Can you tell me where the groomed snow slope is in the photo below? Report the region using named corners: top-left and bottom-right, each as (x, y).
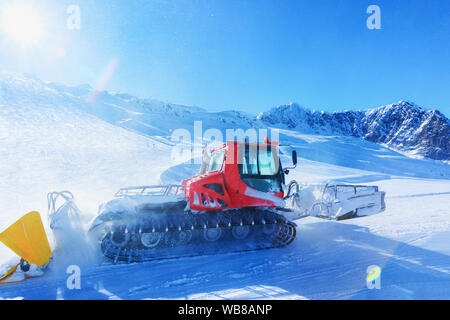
top-left (0, 74), bottom-right (449, 299)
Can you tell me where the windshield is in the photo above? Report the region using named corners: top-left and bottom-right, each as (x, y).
top-left (238, 144), bottom-right (282, 193)
top-left (238, 145), bottom-right (279, 176)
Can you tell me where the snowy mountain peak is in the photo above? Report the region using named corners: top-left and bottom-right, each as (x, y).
top-left (260, 101), bottom-right (450, 160)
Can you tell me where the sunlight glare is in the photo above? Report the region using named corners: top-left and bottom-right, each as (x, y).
top-left (1, 3), bottom-right (43, 46)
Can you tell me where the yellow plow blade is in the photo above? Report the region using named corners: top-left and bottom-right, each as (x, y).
top-left (0, 211), bottom-right (52, 267)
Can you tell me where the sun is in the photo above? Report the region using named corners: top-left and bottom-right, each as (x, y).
top-left (1, 3), bottom-right (43, 46)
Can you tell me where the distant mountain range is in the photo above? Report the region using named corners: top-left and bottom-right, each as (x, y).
top-left (260, 101), bottom-right (450, 160)
top-left (1, 72), bottom-right (448, 161)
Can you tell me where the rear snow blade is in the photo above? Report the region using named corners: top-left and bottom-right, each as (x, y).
top-left (284, 182), bottom-right (386, 221)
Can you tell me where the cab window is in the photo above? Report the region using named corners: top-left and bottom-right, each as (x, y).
top-left (208, 149), bottom-right (225, 172)
top-left (238, 144), bottom-right (282, 193)
top-left (258, 149), bottom-right (278, 175)
top-left (239, 145), bottom-right (278, 176)
top-left (240, 147), bottom-right (258, 175)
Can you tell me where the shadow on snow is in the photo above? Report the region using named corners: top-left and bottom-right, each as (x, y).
top-left (1, 221), bottom-right (449, 300)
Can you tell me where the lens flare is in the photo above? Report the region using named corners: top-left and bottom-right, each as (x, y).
top-left (86, 58), bottom-right (120, 104)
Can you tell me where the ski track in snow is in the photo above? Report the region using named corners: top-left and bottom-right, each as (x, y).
top-left (0, 75), bottom-right (450, 299)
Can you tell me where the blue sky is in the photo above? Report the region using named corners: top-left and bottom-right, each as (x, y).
top-left (0, 0), bottom-right (449, 116)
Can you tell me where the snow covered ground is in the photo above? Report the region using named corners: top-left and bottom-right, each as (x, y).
top-left (1, 176), bottom-right (449, 300)
top-left (0, 74), bottom-right (449, 299)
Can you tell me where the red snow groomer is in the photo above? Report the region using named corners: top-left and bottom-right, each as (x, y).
top-left (0, 139), bottom-right (386, 283)
top-left (88, 139), bottom-right (385, 263)
top-left (183, 140), bottom-right (288, 212)
top-left (89, 140), bottom-right (297, 262)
